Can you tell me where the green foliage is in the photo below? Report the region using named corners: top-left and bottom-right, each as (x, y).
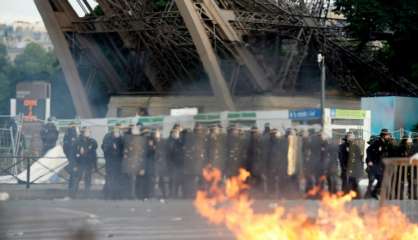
top-left (0, 42), bottom-right (76, 117)
top-left (14, 42), bottom-right (57, 81)
top-left (334, 0), bottom-right (388, 43)
top-left (152, 0), bottom-right (170, 11)
top-left (334, 0), bottom-right (418, 86)
top-left (92, 5), bottom-right (104, 16)
top-left (0, 43), bottom-right (13, 114)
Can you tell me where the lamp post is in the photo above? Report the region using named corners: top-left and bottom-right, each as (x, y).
top-left (317, 53), bottom-right (326, 129)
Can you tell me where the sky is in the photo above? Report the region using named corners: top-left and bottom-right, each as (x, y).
top-left (0, 0), bottom-right (42, 23)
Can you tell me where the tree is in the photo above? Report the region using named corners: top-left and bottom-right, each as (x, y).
top-left (334, 0), bottom-right (418, 88)
top-left (14, 42), bottom-right (57, 81)
top-left (0, 43), bottom-right (14, 114)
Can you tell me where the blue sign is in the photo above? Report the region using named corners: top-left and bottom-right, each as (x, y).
top-left (289, 108), bottom-right (321, 120)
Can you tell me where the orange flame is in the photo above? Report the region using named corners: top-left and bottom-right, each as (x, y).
top-left (195, 168), bottom-right (418, 240)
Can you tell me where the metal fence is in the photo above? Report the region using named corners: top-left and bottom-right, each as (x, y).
top-left (381, 158), bottom-right (418, 203)
top-left (0, 155), bottom-right (106, 189)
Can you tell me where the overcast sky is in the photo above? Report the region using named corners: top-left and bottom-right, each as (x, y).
top-left (0, 0), bottom-right (42, 23)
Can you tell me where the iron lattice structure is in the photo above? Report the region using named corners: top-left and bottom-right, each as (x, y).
top-left (35, 0), bottom-right (418, 117)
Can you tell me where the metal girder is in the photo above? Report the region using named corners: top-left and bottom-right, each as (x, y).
top-left (35, 0), bottom-right (93, 118)
top-left (200, 0), bottom-right (272, 91)
top-left (37, 0), bottom-right (418, 108)
top-left (175, 0), bottom-right (235, 110)
top-left (77, 36), bottom-right (125, 92)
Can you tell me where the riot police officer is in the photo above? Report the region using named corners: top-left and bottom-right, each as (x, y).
top-left (267, 129), bottom-right (287, 197)
top-left (285, 128), bottom-right (303, 198)
top-left (63, 122), bottom-right (78, 194)
top-left (41, 117), bottom-right (59, 155)
top-left (244, 126), bottom-right (263, 195)
top-left (143, 127), bottom-right (156, 199)
top-left (225, 125), bottom-right (245, 178)
top-left (339, 132), bottom-right (364, 197)
top-left (167, 128), bottom-right (184, 198)
top-left (153, 129), bottom-right (170, 200)
top-left (366, 129), bottom-right (392, 198)
top-left (259, 126), bottom-right (271, 196)
top-left (102, 125), bottom-right (124, 199)
top-left (71, 127), bottom-right (98, 198)
top-left (206, 125), bottom-right (226, 172)
top-left (182, 123), bottom-right (207, 198)
top-left (305, 132), bottom-right (323, 195)
top-left (326, 136), bottom-right (340, 194)
top-left (365, 135), bottom-right (379, 198)
top-left (122, 125), bottom-right (147, 199)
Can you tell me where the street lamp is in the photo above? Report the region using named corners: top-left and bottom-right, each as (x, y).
top-left (317, 53), bottom-right (326, 129)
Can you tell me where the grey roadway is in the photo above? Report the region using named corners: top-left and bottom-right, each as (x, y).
top-left (0, 199), bottom-right (235, 240)
top-left (0, 199), bottom-right (417, 240)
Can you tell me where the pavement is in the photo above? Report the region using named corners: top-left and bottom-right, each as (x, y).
top-left (0, 184), bottom-right (103, 200)
top-left (0, 198), bottom-right (417, 240)
top-left (0, 199), bottom-right (235, 240)
top-left (1, 183), bottom-right (418, 240)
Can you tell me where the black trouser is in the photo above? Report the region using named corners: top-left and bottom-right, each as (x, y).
top-left (371, 165), bottom-right (384, 198)
top-left (326, 174), bottom-right (338, 194)
top-left (347, 176), bottom-right (360, 198)
top-left (170, 168), bottom-right (183, 198)
top-left (305, 174), bottom-right (322, 196)
top-left (341, 170), bottom-right (348, 193)
top-left (155, 176), bottom-right (170, 199)
top-left (127, 174), bottom-right (147, 200)
top-left (104, 161), bottom-right (122, 200)
top-left (266, 173), bottom-right (278, 197)
top-left (70, 165), bottom-right (93, 198)
top-left (183, 174), bottom-right (202, 198)
top-left (67, 158), bottom-right (76, 193)
top-left (42, 143), bottom-right (56, 155)
top-left (365, 167), bottom-right (378, 198)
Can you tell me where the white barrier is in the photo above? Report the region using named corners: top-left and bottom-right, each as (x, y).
top-left (0, 146), bottom-right (68, 184)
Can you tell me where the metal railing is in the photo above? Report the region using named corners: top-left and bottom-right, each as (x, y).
top-left (0, 155), bottom-right (106, 189)
top-left (381, 158), bottom-right (418, 204)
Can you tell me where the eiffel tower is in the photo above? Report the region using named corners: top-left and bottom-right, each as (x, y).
top-left (34, 0), bottom-right (418, 117)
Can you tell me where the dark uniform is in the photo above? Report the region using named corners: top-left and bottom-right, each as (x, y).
top-left (167, 130), bottom-right (184, 198)
top-left (325, 140), bottom-right (340, 194)
top-left (339, 133), bottom-right (364, 197)
top-left (366, 130), bottom-right (391, 198)
top-left (225, 126), bottom-right (245, 178)
top-left (153, 130), bottom-right (170, 199)
top-left (102, 129), bottom-right (124, 199)
top-left (305, 134), bottom-right (324, 194)
top-left (143, 128), bottom-right (156, 199)
top-left (259, 128), bottom-right (271, 195)
top-left (206, 126), bottom-right (226, 173)
top-left (244, 127), bottom-right (263, 194)
top-left (122, 127), bottom-right (147, 199)
top-left (284, 129), bottom-right (303, 198)
top-left (71, 130), bottom-right (98, 198)
top-left (266, 129), bottom-right (287, 197)
top-left (40, 121), bottom-right (59, 154)
top-left (63, 126), bottom-right (78, 194)
top-left (301, 131), bottom-right (311, 191)
top-left (182, 124), bottom-right (207, 198)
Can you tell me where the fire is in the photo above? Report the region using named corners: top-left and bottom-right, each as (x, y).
top-left (195, 168), bottom-right (418, 240)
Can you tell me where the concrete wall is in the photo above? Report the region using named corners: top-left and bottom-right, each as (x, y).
top-left (108, 95), bottom-right (360, 117)
top-left (361, 96), bottom-right (418, 135)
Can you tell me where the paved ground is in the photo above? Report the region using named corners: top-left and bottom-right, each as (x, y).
top-left (0, 199), bottom-right (235, 240)
top-left (1, 182), bottom-right (418, 240)
top-left (1, 199), bottom-right (417, 240)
